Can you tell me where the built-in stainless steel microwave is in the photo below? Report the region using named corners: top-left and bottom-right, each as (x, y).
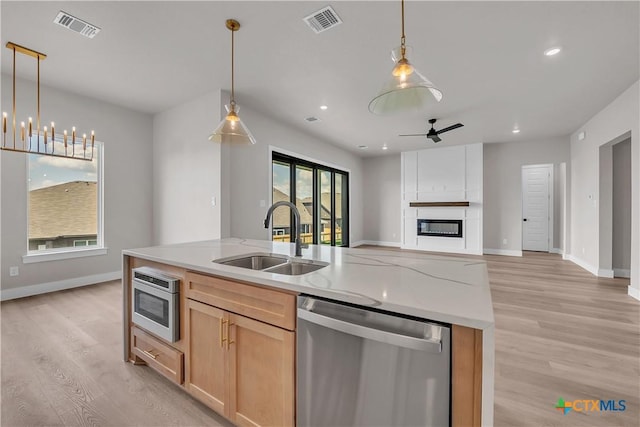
top-left (131, 266), bottom-right (180, 342)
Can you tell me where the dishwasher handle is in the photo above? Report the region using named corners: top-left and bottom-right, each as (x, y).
top-left (297, 307), bottom-right (442, 353)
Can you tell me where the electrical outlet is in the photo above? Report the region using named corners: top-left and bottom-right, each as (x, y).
top-left (503, 238), bottom-right (508, 245)
top-left (9, 266), bottom-right (19, 277)
top-left (260, 200), bottom-right (266, 207)
top-left (211, 196), bottom-right (216, 207)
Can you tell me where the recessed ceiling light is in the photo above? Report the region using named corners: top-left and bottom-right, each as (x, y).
top-left (512, 129), bottom-right (521, 134)
top-left (320, 105), bottom-right (328, 110)
top-left (382, 144), bottom-right (388, 150)
top-left (544, 47), bottom-right (561, 56)
top-left (358, 145), bottom-right (368, 149)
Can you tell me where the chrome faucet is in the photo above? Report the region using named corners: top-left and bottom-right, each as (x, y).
top-left (264, 201), bottom-right (303, 257)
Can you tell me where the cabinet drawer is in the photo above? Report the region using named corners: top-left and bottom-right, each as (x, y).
top-left (185, 272), bottom-right (296, 330)
top-left (131, 326), bottom-right (184, 384)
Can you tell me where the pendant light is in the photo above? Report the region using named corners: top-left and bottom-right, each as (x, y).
top-left (209, 19), bottom-right (256, 145)
top-left (368, 0), bottom-right (443, 115)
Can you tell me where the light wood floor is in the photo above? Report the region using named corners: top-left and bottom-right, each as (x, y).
top-left (1, 280), bottom-right (233, 427)
top-left (2, 251), bottom-right (639, 426)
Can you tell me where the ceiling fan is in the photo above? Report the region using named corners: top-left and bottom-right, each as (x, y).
top-left (399, 119), bottom-right (464, 143)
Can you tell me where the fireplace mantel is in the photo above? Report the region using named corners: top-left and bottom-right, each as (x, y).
top-left (409, 201), bottom-right (470, 207)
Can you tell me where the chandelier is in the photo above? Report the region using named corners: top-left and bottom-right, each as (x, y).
top-left (2, 42), bottom-right (96, 161)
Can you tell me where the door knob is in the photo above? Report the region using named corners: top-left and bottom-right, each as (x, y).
top-left (523, 218), bottom-right (528, 221)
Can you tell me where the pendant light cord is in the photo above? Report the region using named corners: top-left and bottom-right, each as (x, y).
top-left (230, 27), bottom-right (235, 106)
top-left (400, 0), bottom-right (406, 59)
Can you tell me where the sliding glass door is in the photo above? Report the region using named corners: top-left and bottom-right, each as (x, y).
top-left (272, 152), bottom-right (349, 247)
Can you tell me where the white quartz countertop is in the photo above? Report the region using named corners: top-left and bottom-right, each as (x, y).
top-left (123, 238), bottom-right (494, 329)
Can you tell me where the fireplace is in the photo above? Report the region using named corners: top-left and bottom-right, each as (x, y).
top-left (417, 219), bottom-right (463, 238)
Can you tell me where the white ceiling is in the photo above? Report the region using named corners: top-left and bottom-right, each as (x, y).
top-left (2, 1), bottom-right (638, 157)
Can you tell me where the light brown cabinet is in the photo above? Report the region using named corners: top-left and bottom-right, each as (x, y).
top-left (131, 326), bottom-right (184, 385)
top-left (184, 299), bottom-right (227, 415)
top-left (184, 272), bottom-right (295, 427)
top-left (227, 312), bottom-right (294, 427)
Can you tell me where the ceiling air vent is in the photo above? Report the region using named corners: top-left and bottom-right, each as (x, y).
top-left (305, 116), bottom-right (320, 123)
top-left (54, 11), bottom-right (101, 39)
top-left (303, 6), bottom-right (342, 34)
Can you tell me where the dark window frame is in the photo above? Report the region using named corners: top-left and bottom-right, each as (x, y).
top-left (272, 152), bottom-right (349, 247)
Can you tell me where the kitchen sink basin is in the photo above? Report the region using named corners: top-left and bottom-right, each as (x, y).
top-left (214, 253), bottom-right (288, 270)
top-left (213, 253), bottom-right (327, 276)
top-left (263, 262), bottom-right (327, 276)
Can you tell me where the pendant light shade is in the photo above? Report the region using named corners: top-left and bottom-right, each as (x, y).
top-left (209, 19), bottom-right (256, 145)
top-left (368, 0), bottom-right (442, 115)
top-left (210, 103), bottom-right (256, 144)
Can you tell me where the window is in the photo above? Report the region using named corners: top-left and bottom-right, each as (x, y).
top-left (272, 152), bottom-right (349, 247)
top-left (27, 142), bottom-right (103, 254)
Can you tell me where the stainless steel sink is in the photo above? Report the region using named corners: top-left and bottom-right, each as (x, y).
top-left (263, 262), bottom-right (327, 276)
top-left (213, 253), bottom-right (327, 276)
top-left (214, 253), bottom-right (288, 270)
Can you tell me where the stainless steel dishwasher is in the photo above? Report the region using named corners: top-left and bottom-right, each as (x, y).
top-left (297, 295), bottom-right (451, 427)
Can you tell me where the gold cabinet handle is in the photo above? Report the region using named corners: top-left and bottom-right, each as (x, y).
top-left (220, 319), bottom-right (228, 348)
top-left (226, 322), bottom-right (235, 350)
top-left (142, 349), bottom-right (158, 360)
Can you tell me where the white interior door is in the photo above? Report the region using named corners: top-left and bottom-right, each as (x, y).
top-left (522, 165), bottom-right (552, 252)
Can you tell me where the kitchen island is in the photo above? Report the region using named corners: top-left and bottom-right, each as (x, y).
top-left (123, 238), bottom-right (494, 427)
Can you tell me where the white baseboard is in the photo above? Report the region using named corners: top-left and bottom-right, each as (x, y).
top-left (483, 248), bottom-right (523, 257)
top-left (598, 268), bottom-right (615, 278)
top-left (550, 248), bottom-right (563, 255)
top-left (628, 286), bottom-right (640, 301)
top-left (0, 271), bottom-right (120, 301)
top-left (614, 268), bottom-right (631, 278)
top-left (352, 240), bottom-right (401, 248)
top-left (564, 254), bottom-right (599, 276)
top-left (402, 245), bottom-right (482, 256)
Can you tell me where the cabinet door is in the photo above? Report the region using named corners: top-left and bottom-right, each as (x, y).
top-left (228, 313), bottom-right (295, 427)
top-left (185, 299), bottom-right (228, 415)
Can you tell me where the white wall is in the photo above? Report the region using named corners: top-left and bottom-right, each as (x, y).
top-left (613, 138), bottom-right (632, 274)
top-left (219, 94), bottom-right (364, 245)
top-left (401, 144), bottom-right (483, 255)
top-left (570, 80), bottom-right (639, 298)
top-left (1, 76), bottom-right (153, 294)
top-left (152, 91), bottom-right (221, 245)
top-left (362, 154), bottom-right (401, 246)
top-left (483, 137), bottom-right (570, 254)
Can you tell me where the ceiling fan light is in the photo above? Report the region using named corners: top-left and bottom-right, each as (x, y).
top-left (209, 103), bottom-right (256, 144)
top-left (368, 66), bottom-right (442, 115)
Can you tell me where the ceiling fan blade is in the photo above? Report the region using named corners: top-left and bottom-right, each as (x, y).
top-left (436, 123), bottom-right (464, 134)
top-left (399, 134), bottom-right (429, 137)
top-left (429, 134), bottom-right (442, 143)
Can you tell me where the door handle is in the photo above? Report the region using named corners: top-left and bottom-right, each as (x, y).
top-left (523, 218), bottom-right (528, 221)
